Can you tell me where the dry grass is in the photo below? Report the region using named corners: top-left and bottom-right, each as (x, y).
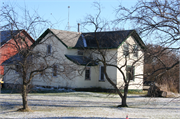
top-left (160, 83), bottom-right (178, 94)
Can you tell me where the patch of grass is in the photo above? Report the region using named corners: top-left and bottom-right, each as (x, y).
top-left (96, 90), bottom-right (148, 95)
top-left (128, 90), bottom-right (148, 95)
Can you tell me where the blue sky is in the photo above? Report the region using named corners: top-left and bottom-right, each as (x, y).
top-left (1, 0), bottom-right (138, 33)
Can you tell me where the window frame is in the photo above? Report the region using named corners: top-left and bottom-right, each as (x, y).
top-left (126, 65), bottom-right (135, 81)
top-left (47, 44), bottom-right (52, 55)
top-left (133, 44), bottom-right (138, 58)
top-left (85, 66), bottom-right (91, 80)
top-left (52, 64), bottom-right (58, 77)
top-left (99, 66), bottom-right (105, 81)
top-left (15, 64), bottom-right (20, 74)
top-left (123, 43), bottom-right (129, 57)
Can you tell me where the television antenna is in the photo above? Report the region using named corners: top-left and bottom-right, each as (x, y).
top-left (67, 6), bottom-right (70, 31)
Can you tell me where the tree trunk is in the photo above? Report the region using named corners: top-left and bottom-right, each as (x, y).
top-left (121, 97), bottom-right (127, 107)
top-left (121, 83), bottom-right (128, 107)
top-left (22, 84), bottom-right (28, 110)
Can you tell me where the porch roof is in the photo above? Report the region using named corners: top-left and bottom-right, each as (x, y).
top-left (65, 55), bottom-right (98, 66)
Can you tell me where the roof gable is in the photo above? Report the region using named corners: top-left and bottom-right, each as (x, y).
top-left (34, 28), bottom-right (84, 48)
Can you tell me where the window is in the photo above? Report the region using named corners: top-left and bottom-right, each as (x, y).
top-left (123, 43), bottom-right (129, 56)
top-left (40, 64), bottom-right (45, 76)
top-left (15, 64), bottom-right (21, 73)
top-left (85, 67), bottom-right (90, 80)
top-left (47, 45), bottom-right (52, 55)
top-left (53, 65), bottom-right (58, 77)
top-left (126, 66), bottom-right (135, 81)
top-left (133, 44), bottom-right (138, 57)
top-left (99, 66), bottom-right (105, 81)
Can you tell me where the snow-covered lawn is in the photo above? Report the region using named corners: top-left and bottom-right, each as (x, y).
top-left (0, 91), bottom-right (180, 119)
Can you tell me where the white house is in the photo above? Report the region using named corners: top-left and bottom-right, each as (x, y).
top-left (3, 28), bottom-right (145, 90)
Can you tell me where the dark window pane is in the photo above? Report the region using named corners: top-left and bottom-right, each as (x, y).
top-left (126, 66), bottom-right (134, 80)
top-left (47, 45), bottom-right (51, 54)
top-left (123, 43), bottom-right (129, 56)
top-left (53, 65), bottom-right (57, 76)
top-left (85, 67), bottom-right (90, 80)
top-left (40, 64), bottom-right (45, 76)
top-left (100, 66), bottom-right (104, 80)
top-left (133, 45), bottom-right (138, 57)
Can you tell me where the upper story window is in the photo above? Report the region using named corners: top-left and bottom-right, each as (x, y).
top-left (133, 44), bottom-right (138, 58)
top-left (85, 67), bottom-right (91, 80)
top-left (15, 64), bottom-right (21, 73)
top-left (47, 45), bottom-right (52, 55)
top-left (126, 66), bottom-right (135, 81)
top-left (123, 43), bottom-right (129, 56)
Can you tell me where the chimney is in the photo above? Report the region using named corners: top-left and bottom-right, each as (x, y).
top-left (78, 23), bottom-right (80, 32)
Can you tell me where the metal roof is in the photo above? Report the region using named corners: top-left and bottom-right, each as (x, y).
top-left (0, 30), bottom-right (22, 47)
top-left (65, 55), bottom-right (98, 66)
top-left (82, 30), bottom-right (134, 48)
top-left (1, 53), bottom-right (23, 65)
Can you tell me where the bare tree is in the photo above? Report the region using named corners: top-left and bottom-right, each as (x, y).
top-left (144, 44), bottom-right (179, 92)
top-left (115, 0), bottom-right (180, 75)
top-left (81, 2), bottom-right (145, 107)
top-left (0, 4), bottom-right (77, 111)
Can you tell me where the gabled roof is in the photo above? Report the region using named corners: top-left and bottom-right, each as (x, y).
top-left (35, 28), bottom-right (145, 50)
top-left (34, 28), bottom-right (84, 48)
top-left (0, 30), bottom-right (23, 47)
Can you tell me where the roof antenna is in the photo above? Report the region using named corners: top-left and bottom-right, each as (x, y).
top-left (68, 6), bottom-right (70, 31)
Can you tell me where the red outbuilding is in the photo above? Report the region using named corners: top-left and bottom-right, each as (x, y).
top-left (0, 30), bottom-right (34, 76)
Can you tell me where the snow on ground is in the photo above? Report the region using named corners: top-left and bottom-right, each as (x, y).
top-left (0, 92), bottom-right (180, 119)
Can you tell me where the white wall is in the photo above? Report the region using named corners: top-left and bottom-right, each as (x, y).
top-left (117, 36), bottom-right (144, 90)
top-left (3, 32), bottom-right (144, 90)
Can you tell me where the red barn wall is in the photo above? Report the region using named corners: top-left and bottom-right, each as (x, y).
top-left (0, 30), bottom-right (34, 75)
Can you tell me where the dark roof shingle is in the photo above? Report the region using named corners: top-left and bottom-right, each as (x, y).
top-left (82, 30), bottom-right (133, 48)
top-left (1, 53), bottom-right (23, 65)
